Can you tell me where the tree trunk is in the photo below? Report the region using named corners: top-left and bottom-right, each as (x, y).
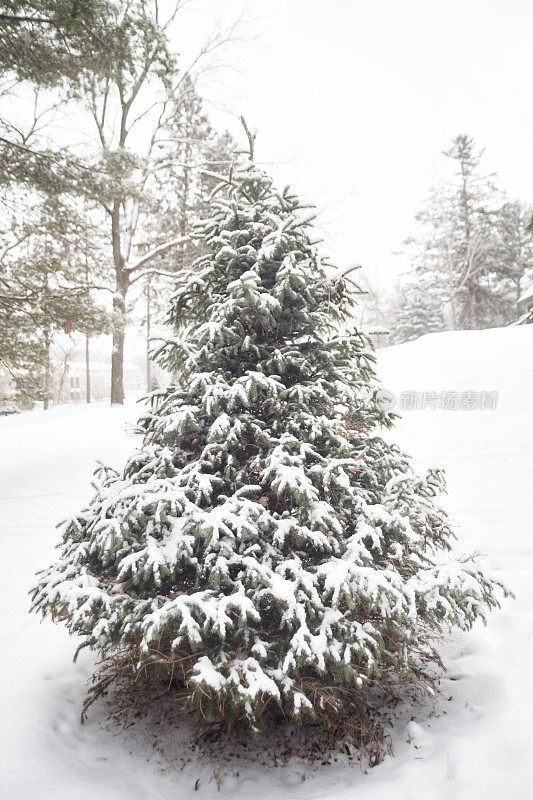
top-left (85, 254), bottom-right (91, 403)
top-left (43, 327), bottom-right (51, 410)
top-left (468, 286), bottom-right (478, 329)
top-left (56, 348), bottom-right (70, 404)
top-left (449, 295), bottom-right (458, 331)
top-left (111, 280), bottom-right (127, 405)
top-left (110, 202), bottom-right (129, 405)
top-left (85, 334), bottom-right (91, 403)
top-left (146, 275), bottom-right (152, 392)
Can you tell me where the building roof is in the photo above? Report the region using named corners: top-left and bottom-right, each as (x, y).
top-left (518, 282), bottom-right (533, 306)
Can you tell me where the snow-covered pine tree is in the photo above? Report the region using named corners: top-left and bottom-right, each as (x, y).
top-left (31, 155), bottom-right (507, 750)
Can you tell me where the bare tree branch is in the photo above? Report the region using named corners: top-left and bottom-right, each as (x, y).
top-left (129, 267), bottom-right (182, 284)
top-left (126, 235), bottom-right (192, 274)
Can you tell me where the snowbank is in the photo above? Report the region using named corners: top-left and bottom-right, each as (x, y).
top-left (379, 324), bottom-right (532, 398)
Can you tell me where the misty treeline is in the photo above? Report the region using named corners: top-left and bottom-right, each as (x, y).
top-left (361, 135), bottom-right (533, 344)
top-left (0, 0), bottom-right (240, 407)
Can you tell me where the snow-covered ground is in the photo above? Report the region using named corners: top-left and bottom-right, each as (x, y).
top-left (1, 325), bottom-right (532, 799)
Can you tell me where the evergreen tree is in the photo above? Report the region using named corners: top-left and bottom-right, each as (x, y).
top-left (0, 0), bottom-right (129, 193)
top-left (135, 76), bottom-right (237, 388)
top-left (491, 201), bottom-right (533, 324)
top-left (0, 196), bottom-right (108, 405)
top-left (32, 157), bottom-right (506, 751)
top-left (389, 281), bottom-right (446, 344)
top-left (0, 0), bottom-right (124, 85)
top-left (407, 135), bottom-right (531, 330)
top-left (137, 76), bottom-right (237, 320)
top-left (147, 76), bottom-right (236, 271)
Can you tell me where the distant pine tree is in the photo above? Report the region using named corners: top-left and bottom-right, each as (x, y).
top-left (390, 282), bottom-right (446, 344)
top-left (32, 156), bottom-right (507, 755)
top-left (407, 135), bottom-right (532, 331)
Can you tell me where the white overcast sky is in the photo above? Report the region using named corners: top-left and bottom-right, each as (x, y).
top-left (175, 0), bottom-right (533, 287)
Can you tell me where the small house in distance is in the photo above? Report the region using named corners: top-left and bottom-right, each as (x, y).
top-left (63, 359), bottom-right (144, 403)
